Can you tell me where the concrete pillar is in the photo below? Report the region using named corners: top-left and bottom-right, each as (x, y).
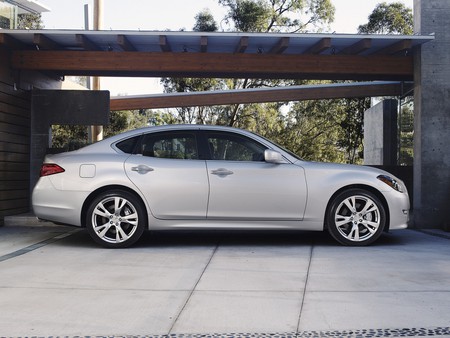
top-left (413, 0), bottom-right (450, 230)
top-left (364, 99), bottom-right (398, 166)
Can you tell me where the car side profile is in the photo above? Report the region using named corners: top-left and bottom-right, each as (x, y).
top-left (32, 125), bottom-right (410, 248)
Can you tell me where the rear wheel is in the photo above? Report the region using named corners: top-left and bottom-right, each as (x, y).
top-left (86, 190), bottom-right (146, 248)
top-left (327, 189), bottom-right (386, 246)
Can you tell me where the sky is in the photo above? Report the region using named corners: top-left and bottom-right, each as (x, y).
top-left (38, 0), bottom-right (414, 96)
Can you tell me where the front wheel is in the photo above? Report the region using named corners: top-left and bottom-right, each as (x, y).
top-left (86, 190), bottom-right (147, 248)
top-left (327, 189), bottom-right (386, 246)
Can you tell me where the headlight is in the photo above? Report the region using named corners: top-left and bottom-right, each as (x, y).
top-left (377, 175), bottom-right (404, 193)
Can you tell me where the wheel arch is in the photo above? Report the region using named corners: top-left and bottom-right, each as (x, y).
top-left (80, 185), bottom-right (148, 228)
top-left (324, 184), bottom-right (390, 232)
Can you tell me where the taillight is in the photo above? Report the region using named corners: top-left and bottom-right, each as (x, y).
top-left (40, 163), bottom-right (65, 177)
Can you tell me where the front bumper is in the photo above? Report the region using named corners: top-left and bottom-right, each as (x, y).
top-left (384, 190), bottom-right (410, 230)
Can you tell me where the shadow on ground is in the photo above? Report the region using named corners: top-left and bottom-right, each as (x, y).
top-left (56, 226), bottom-right (409, 249)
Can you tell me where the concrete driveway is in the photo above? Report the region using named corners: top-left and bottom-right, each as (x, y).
top-left (0, 218), bottom-right (449, 337)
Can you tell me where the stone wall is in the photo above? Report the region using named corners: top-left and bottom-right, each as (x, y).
top-left (364, 99), bottom-right (398, 166)
top-left (413, 0), bottom-right (450, 230)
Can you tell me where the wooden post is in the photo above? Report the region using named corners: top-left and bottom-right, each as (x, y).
top-left (91, 0), bottom-right (103, 142)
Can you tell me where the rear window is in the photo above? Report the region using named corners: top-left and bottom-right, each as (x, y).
top-left (139, 132), bottom-right (198, 159)
top-left (115, 136), bottom-right (140, 154)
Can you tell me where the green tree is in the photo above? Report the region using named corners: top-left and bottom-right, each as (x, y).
top-left (51, 125), bottom-right (88, 151)
top-left (17, 13), bottom-right (44, 29)
top-left (220, 0), bottom-right (270, 32)
top-left (337, 97), bottom-right (370, 164)
top-left (146, 109), bottom-right (178, 126)
top-left (398, 101), bottom-right (414, 166)
top-left (103, 110), bottom-right (148, 138)
top-left (282, 99), bottom-right (344, 162)
top-left (358, 2), bottom-right (413, 34)
top-left (51, 110), bottom-right (154, 151)
top-left (160, 77), bottom-right (227, 124)
top-left (219, 0), bottom-right (335, 32)
top-left (193, 9), bottom-right (219, 32)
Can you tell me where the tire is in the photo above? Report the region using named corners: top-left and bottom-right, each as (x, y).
top-left (327, 189), bottom-right (386, 246)
top-left (86, 190), bottom-right (147, 248)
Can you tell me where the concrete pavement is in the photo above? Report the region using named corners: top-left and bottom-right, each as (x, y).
top-left (0, 218), bottom-right (449, 337)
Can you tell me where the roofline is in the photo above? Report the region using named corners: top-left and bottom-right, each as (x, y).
top-left (0, 28), bottom-right (435, 42)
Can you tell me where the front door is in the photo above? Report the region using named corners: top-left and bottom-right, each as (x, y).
top-left (204, 131), bottom-right (307, 220)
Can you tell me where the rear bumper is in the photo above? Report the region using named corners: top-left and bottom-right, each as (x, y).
top-left (32, 178), bottom-right (88, 227)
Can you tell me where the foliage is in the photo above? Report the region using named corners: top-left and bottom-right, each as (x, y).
top-left (398, 102), bottom-right (414, 166)
top-left (358, 2), bottom-right (413, 34)
top-left (51, 125), bottom-right (88, 151)
top-left (337, 97), bottom-right (370, 164)
top-left (51, 110), bottom-right (153, 151)
top-left (103, 110), bottom-right (148, 138)
top-left (278, 97), bottom-right (368, 164)
top-left (219, 0), bottom-right (335, 32)
top-left (160, 77), bottom-right (226, 124)
top-left (17, 13), bottom-right (44, 29)
top-left (146, 110), bottom-right (178, 126)
top-left (193, 9), bottom-right (219, 32)
top-left (220, 0), bottom-right (270, 32)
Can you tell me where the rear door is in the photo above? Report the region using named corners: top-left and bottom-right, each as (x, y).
top-left (124, 131), bottom-right (209, 219)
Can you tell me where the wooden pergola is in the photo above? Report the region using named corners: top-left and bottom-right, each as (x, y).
top-left (0, 30), bottom-right (433, 109)
top-left (109, 81), bottom-right (413, 111)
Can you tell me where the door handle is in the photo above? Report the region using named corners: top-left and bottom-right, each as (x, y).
top-left (131, 165), bottom-right (154, 174)
top-left (211, 168), bottom-right (234, 176)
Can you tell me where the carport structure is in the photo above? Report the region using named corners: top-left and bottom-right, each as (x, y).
top-left (0, 1), bottom-right (448, 231)
top-left (5, 30), bottom-right (426, 81)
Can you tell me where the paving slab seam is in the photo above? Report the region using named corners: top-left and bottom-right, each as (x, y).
top-left (296, 244), bottom-right (314, 332)
top-left (2, 326), bottom-right (450, 337)
top-left (0, 229), bottom-right (81, 263)
top-left (167, 242), bottom-right (220, 335)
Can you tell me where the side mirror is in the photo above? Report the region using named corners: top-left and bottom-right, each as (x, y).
top-left (264, 149), bottom-right (284, 164)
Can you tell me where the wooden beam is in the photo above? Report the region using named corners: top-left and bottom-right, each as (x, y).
top-left (303, 38), bottom-right (331, 54)
top-left (373, 39), bottom-right (412, 55)
top-left (0, 33), bottom-right (28, 50)
top-left (159, 35), bottom-right (171, 52)
top-left (269, 37), bottom-right (289, 54)
top-left (117, 35), bottom-right (136, 51)
top-left (200, 36), bottom-right (208, 53)
top-left (338, 38), bottom-right (371, 55)
top-left (110, 82), bottom-right (409, 110)
top-left (76, 34), bottom-right (101, 51)
top-left (234, 36), bottom-right (248, 53)
top-left (33, 33), bottom-right (62, 50)
top-left (11, 50), bottom-right (414, 81)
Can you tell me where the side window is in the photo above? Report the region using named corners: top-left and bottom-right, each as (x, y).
top-left (115, 136), bottom-right (140, 154)
top-left (206, 132), bottom-right (266, 161)
top-left (140, 132), bottom-right (198, 160)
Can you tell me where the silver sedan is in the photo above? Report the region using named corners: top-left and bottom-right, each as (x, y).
top-left (32, 125), bottom-right (410, 248)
